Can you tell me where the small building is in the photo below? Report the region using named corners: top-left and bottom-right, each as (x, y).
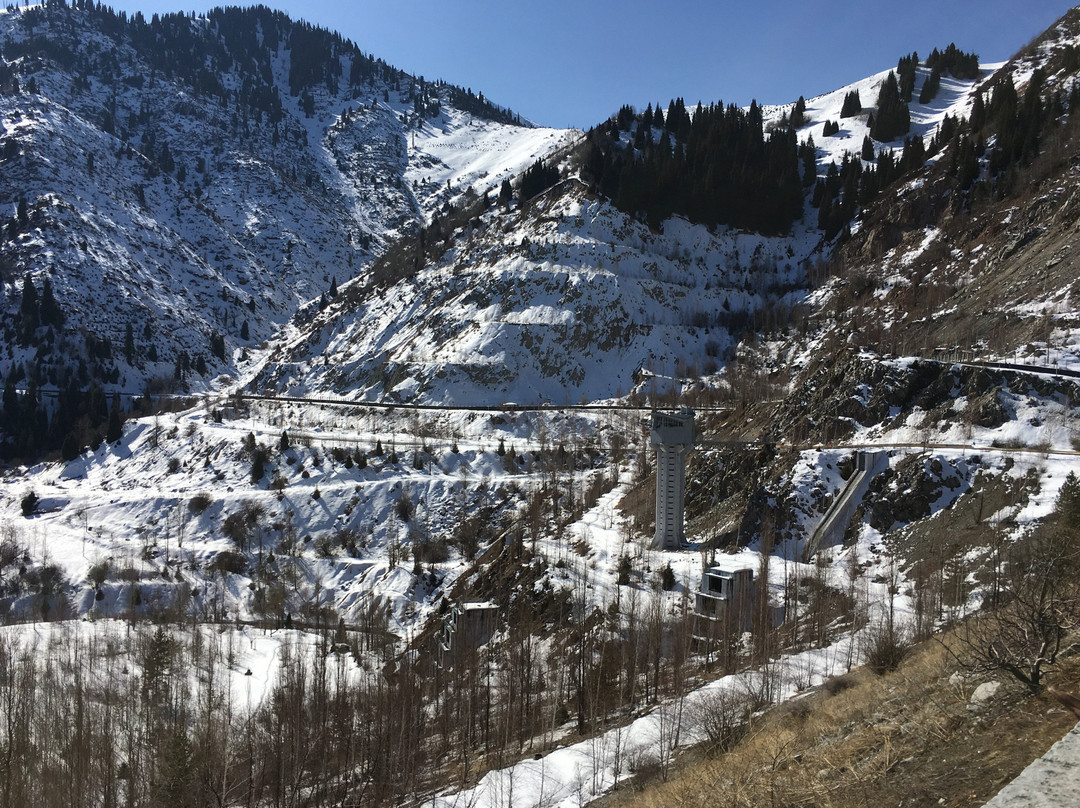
top-left (693, 561), bottom-right (757, 644)
top-left (651, 408), bottom-right (695, 551)
top-left (440, 601), bottom-right (500, 654)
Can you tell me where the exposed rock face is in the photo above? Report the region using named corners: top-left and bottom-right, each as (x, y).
top-left (865, 454), bottom-right (966, 533)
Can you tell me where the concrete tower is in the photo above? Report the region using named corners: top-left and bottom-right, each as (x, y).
top-left (651, 408), bottom-right (695, 551)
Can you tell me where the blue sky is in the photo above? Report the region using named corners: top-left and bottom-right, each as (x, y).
top-left (106, 1), bottom-right (1078, 128)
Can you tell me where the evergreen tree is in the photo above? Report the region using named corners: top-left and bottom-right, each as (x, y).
top-left (799, 137), bottom-right (817, 186)
top-left (2, 374), bottom-right (17, 432)
top-left (870, 72), bottom-right (910, 142)
top-left (950, 134), bottom-right (980, 189)
top-left (124, 323), bottom-right (135, 363)
top-left (791, 95), bottom-right (807, 127)
top-left (919, 68), bottom-right (942, 104)
top-left (840, 90), bottom-right (862, 118)
top-left (518, 158), bottom-right (559, 202)
top-left (61, 433), bottom-right (80, 462)
top-left (38, 276), bottom-right (63, 327)
top-left (896, 52), bottom-right (919, 102)
top-left (927, 43), bottom-right (979, 79)
top-left (19, 273), bottom-right (38, 343)
top-left (498, 178), bottom-right (512, 209)
top-left (157, 141), bottom-right (174, 173)
top-left (861, 135), bottom-right (875, 161)
top-left (20, 273), bottom-right (37, 318)
top-left (251, 448), bottom-right (265, 482)
top-left (209, 331), bottom-right (225, 361)
top-left (581, 91), bottom-right (803, 234)
top-left (1059, 471), bottom-right (1080, 532)
top-left (970, 91), bottom-right (986, 131)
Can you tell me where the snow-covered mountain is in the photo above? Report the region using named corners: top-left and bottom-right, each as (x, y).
top-left (249, 47), bottom-right (997, 406)
top-left (0, 3), bottom-right (574, 397)
top-left (3, 5), bottom-right (1080, 806)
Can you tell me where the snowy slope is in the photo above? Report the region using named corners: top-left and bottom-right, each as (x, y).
top-left (0, 4), bottom-right (573, 395)
top-left (252, 180), bottom-right (821, 405)
top-left (775, 63), bottom-right (996, 167)
top-left (248, 52), bottom-right (1010, 407)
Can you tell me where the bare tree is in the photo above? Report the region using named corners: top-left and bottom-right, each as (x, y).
top-left (958, 528), bottom-right (1080, 692)
top-left (955, 476), bottom-right (1080, 692)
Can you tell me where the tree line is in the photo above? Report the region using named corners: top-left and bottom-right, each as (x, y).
top-left (579, 98), bottom-right (803, 234)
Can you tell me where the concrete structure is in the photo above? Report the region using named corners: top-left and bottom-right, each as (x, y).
top-left (803, 450), bottom-right (889, 561)
top-left (440, 601), bottom-right (499, 655)
top-left (651, 408), bottom-right (695, 550)
top-left (982, 719), bottom-right (1080, 807)
top-left (692, 558), bottom-right (784, 647)
top-left (694, 562), bottom-right (756, 641)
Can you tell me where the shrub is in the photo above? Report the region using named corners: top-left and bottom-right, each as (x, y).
top-left (823, 672), bottom-right (856, 696)
top-left (208, 551), bottom-right (247, 576)
top-left (333, 527), bottom-right (365, 556)
top-left (221, 512), bottom-right (249, 548)
top-left (251, 447), bottom-right (268, 482)
top-left (188, 492), bottom-right (213, 514)
top-left (660, 562), bottom-right (677, 590)
top-left (415, 538), bottom-right (450, 563)
top-left (87, 561), bottom-right (110, 587)
top-left (20, 490), bottom-right (39, 517)
top-left (865, 622), bottom-right (909, 675)
top-left (0, 537), bottom-right (24, 569)
top-left (396, 493), bottom-right (413, 522)
top-left (695, 688), bottom-right (750, 755)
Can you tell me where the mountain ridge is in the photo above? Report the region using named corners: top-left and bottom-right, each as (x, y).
top-left (0, 6), bottom-right (1079, 808)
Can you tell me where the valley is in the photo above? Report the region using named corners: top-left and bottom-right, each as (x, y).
top-left (1, 2), bottom-right (1080, 806)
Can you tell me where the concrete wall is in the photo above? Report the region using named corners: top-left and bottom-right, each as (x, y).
top-left (804, 450), bottom-right (889, 560)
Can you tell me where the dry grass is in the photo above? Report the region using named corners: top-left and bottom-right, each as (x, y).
top-left (602, 631), bottom-right (1080, 808)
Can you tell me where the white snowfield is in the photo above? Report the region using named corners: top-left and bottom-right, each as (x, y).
top-left (404, 106), bottom-right (580, 214)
